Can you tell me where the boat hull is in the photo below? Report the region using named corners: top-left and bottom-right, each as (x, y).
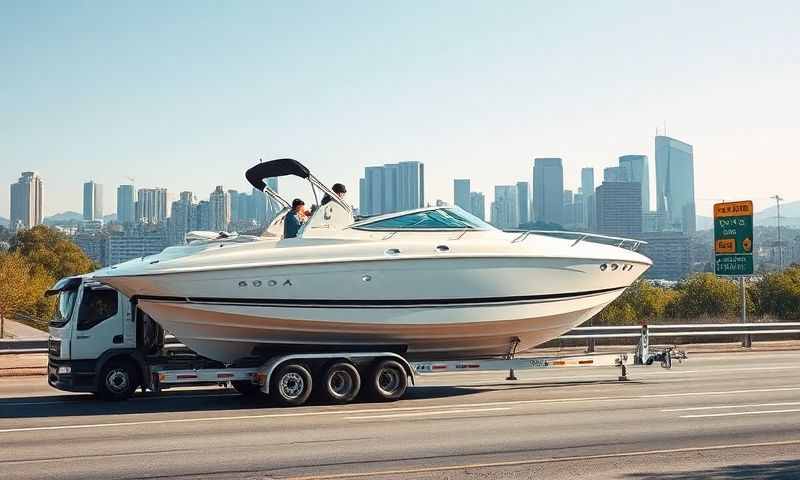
top-left (139, 287), bottom-right (622, 362)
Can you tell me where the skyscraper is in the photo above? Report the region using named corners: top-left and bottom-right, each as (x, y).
top-left (603, 166), bottom-right (627, 183)
top-left (360, 162), bottom-right (425, 216)
top-left (595, 182), bottom-right (643, 236)
top-left (490, 185), bottom-right (518, 229)
top-left (116, 185), bottom-right (135, 224)
top-left (10, 171), bottom-right (43, 231)
top-left (532, 158), bottom-right (564, 225)
top-left (581, 167), bottom-right (595, 231)
top-left (83, 181), bottom-right (103, 221)
top-left (454, 179), bottom-right (471, 212)
top-left (469, 192), bottom-right (485, 220)
top-left (516, 181), bottom-right (529, 225)
top-left (136, 188), bottom-right (168, 224)
top-left (655, 136), bottom-right (696, 234)
top-left (168, 191), bottom-right (196, 245)
top-left (618, 154), bottom-right (650, 213)
top-left (209, 186), bottom-right (230, 231)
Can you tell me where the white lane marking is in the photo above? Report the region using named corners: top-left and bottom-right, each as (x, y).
top-left (346, 407), bottom-right (510, 420)
top-left (0, 393), bottom-right (239, 406)
top-left (3, 385), bottom-right (800, 435)
top-left (664, 401), bottom-right (800, 412)
top-left (681, 408), bottom-right (800, 418)
top-left (283, 439), bottom-right (800, 480)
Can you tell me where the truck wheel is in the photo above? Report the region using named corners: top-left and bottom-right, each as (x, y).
top-left (321, 362), bottom-right (361, 404)
top-left (367, 359), bottom-right (408, 401)
top-left (98, 360), bottom-right (139, 401)
top-left (271, 363), bottom-right (312, 406)
top-left (231, 380), bottom-right (261, 396)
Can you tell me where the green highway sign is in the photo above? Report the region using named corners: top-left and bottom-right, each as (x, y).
top-left (714, 200), bottom-right (754, 276)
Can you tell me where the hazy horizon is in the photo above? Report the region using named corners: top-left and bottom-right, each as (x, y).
top-left (2, 1), bottom-right (797, 218)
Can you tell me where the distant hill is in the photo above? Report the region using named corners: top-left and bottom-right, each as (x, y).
top-left (696, 200), bottom-right (800, 231)
top-left (43, 211), bottom-right (83, 224)
top-left (103, 213), bottom-right (117, 222)
top-left (0, 216), bottom-right (8, 228)
top-left (755, 200), bottom-right (800, 227)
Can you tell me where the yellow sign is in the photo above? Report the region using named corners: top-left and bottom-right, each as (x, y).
top-left (715, 239), bottom-right (736, 254)
top-left (714, 200), bottom-right (753, 218)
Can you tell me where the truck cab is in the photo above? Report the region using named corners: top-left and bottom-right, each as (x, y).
top-left (46, 276), bottom-right (167, 399)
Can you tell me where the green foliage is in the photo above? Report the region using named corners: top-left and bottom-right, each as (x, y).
top-left (666, 273), bottom-right (742, 319)
top-left (752, 265), bottom-right (800, 320)
top-left (10, 225), bottom-right (96, 279)
top-left (591, 280), bottom-right (678, 326)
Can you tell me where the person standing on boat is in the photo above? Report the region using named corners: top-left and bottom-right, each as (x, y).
top-left (320, 183), bottom-right (347, 206)
top-left (284, 198), bottom-right (306, 239)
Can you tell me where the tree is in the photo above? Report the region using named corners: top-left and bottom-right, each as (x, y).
top-left (10, 225), bottom-right (96, 279)
top-left (0, 253), bottom-right (34, 337)
top-left (752, 265), bottom-right (800, 320)
top-left (666, 273), bottom-right (744, 320)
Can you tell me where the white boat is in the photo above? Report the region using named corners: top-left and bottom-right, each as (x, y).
top-left (95, 159), bottom-right (652, 363)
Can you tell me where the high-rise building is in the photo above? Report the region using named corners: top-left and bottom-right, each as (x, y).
top-left (10, 171), bottom-right (43, 231)
top-left (618, 155), bottom-right (650, 213)
top-left (595, 182), bottom-right (643, 236)
top-left (532, 158), bottom-right (564, 225)
top-left (209, 186), bottom-right (231, 231)
top-left (106, 223), bottom-right (168, 266)
top-left (116, 185), bottom-right (135, 224)
top-left (168, 191), bottom-right (196, 245)
top-left (196, 201), bottom-right (211, 230)
top-left (83, 181), bottom-right (103, 221)
top-left (454, 179), bottom-right (471, 212)
top-left (516, 182), bottom-right (529, 226)
top-left (581, 167), bottom-right (595, 231)
top-left (360, 162), bottom-right (424, 216)
top-left (490, 185), bottom-right (518, 229)
top-left (640, 232), bottom-right (690, 281)
top-left (470, 192), bottom-right (486, 220)
top-left (563, 189), bottom-right (575, 227)
top-left (655, 136), bottom-right (696, 234)
top-left (136, 188), bottom-right (168, 224)
top-left (603, 166), bottom-right (627, 183)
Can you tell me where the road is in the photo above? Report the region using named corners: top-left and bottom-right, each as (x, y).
top-left (1, 350), bottom-right (799, 479)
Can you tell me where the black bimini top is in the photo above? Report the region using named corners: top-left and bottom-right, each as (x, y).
top-left (245, 158), bottom-right (310, 190)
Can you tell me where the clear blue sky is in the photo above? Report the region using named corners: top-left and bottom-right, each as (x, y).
top-left (2, 1), bottom-right (797, 218)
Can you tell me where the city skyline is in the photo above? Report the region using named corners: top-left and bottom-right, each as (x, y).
top-left (2, 3), bottom-right (798, 219)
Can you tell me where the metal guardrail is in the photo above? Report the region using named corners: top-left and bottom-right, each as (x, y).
top-left (1, 323), bottom-right (799, 355)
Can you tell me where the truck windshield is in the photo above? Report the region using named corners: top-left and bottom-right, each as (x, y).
top-left (50, 290), bottom-right (78, 328)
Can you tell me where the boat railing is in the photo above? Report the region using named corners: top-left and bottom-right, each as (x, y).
top-left (509, 230), bottom-right (647, 251)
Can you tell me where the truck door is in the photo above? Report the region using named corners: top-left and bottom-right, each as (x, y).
top-left (70, 286), bottom-right (124, 360)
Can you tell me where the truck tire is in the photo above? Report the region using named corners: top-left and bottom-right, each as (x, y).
top-left (321, 361), bottom-right (361, 404)
top-left (231, 380), bottom-right (261, 396)
top-left (271, 363), bottom-right (312, 406)
top-left (97, 359), bottom-right (139, 401)
top-left (367, 359), bottom-right (407, 401)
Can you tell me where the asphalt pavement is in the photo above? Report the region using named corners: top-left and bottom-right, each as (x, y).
top-left (1, 349), bottom-right (799, 479)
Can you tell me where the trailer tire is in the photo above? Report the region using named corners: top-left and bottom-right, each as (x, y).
top-left (97, 359), bottom-right (139, 401)
top-left (231, 380), bottom-right (261, 396)
top-left (321, 362), bottom-right (361, 404)
top-left (367, 359), bottom-right (408, 401)
top-left (271, 363), bottom-right (313, 406)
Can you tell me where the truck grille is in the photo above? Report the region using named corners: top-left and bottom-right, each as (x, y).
top-left (48, 339), bottom-right (61, 357)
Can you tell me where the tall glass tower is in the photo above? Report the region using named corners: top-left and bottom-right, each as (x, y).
top-left (655, 136), bottom-right (696, 234)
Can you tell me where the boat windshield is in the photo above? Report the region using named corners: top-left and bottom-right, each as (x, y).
top-left (353, 207), bottom-right (497, 231)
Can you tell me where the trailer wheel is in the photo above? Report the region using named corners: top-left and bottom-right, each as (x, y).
top-left (271, 363), bottom-right (313, 406)
top-left (97, 359), bottom-right (139, 401)
top-left (321, 362), bottom-right (361, 404)
top-left (367, 359), bottom-right (408, 401)
top-left (231, 380), bottom-right (261, 396)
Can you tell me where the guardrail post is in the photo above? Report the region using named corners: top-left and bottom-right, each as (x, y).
top-left (586, 337), bottom-right (595, 353)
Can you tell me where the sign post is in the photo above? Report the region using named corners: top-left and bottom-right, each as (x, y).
top-left (714, 200), bottom-right (754, 347)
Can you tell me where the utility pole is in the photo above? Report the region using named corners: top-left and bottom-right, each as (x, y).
top-left (771, 195), bottom-right (784, 270)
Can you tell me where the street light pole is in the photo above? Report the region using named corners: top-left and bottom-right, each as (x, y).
top-left (771, 195), bottom-right (784, 270)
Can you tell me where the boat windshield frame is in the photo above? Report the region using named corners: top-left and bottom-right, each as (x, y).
top-left (348, 206), bottom-right (498, 232)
